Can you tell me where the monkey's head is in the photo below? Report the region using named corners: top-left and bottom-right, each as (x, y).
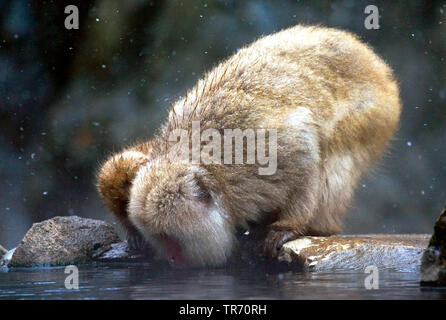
top-left (128, 160), bottom-right (236, 267)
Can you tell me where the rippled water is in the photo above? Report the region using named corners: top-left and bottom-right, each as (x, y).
top-left (0, 262), bottom-right (445, 300)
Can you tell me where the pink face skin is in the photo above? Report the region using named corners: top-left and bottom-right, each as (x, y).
top-left (159, 234), bottom-right (188, 267)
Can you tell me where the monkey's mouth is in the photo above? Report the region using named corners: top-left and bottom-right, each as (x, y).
top-left (159, 234), bottom-right (188, 267)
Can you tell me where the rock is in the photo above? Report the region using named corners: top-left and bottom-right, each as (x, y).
top-left (9, 216), bottom-right (120, 267)
top-left (0, 248), bottom-right (16, 269)
top-left (420, 206), bottom-right (446, 286)
top-left (94, 242), bottom-right (130, 260)
top-left (278, 234), bottom-right (430, 272)
top-left (93, 241), bottom-right (148, 262)
top-left (3, 214), bottom-right (434, 271)
top-left (0, 245), bottom-right (7, 256)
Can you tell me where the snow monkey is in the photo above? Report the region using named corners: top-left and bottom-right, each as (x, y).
top-left (97, 25), bottom-right (401, 267)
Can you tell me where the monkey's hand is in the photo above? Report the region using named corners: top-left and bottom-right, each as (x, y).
top-left (263, 229), bottom-right (302, 259)
top-left (127, 225), bottom-right (146, 252)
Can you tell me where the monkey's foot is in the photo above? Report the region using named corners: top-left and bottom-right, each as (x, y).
top-left (263, 230), bottom-right (301, 259)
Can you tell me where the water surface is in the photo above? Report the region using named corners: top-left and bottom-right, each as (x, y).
top-left (0, 263), bottom-right (445, 300)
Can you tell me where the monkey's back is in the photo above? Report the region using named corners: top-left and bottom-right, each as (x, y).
top-left (169, 25), bottom-right (401, 160)
top-left (165, 25), bottom-right (401, 233)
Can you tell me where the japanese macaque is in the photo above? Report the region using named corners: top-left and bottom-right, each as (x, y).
top-left (97, 25), bottom-right (401, 267)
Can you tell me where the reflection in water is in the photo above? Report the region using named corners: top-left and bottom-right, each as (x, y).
top-left (0, 262), bottom-right (445, 299)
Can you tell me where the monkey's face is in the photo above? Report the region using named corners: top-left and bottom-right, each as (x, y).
top-left (128, 162), bottom-right (236, 267)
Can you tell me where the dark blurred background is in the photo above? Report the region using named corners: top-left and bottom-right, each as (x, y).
top-left (0, 0), bottom-right (445, 248)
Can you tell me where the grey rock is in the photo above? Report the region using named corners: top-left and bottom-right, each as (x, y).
top-left (278, 234), bottom-right (430, 272)
top-left (94, 242), bottom-right (146, 261)
top-left (4, 213), bottom-right (435, 271)
top-left (95, 242), bottom-right (130, 260)
top-left (0, 245), bottom-right (7, 257)
top-left (0, 248), bottom-right (16, 268)
top-left (420, 206), bottom-right (446, 286)
top-left (9, 216), bottom-right (120, 267)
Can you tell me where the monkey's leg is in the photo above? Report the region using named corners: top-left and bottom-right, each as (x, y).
top-left (263, 165), bottom-right (321, 259)
top-left (263, 149), bottom-right (364, 259)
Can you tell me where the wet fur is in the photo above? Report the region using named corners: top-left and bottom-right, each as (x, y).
top-left (97, 25), bottom-right (401, 266)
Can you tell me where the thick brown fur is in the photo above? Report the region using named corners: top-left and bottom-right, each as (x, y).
top-left (97, 25), bottom-right (401, 267)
